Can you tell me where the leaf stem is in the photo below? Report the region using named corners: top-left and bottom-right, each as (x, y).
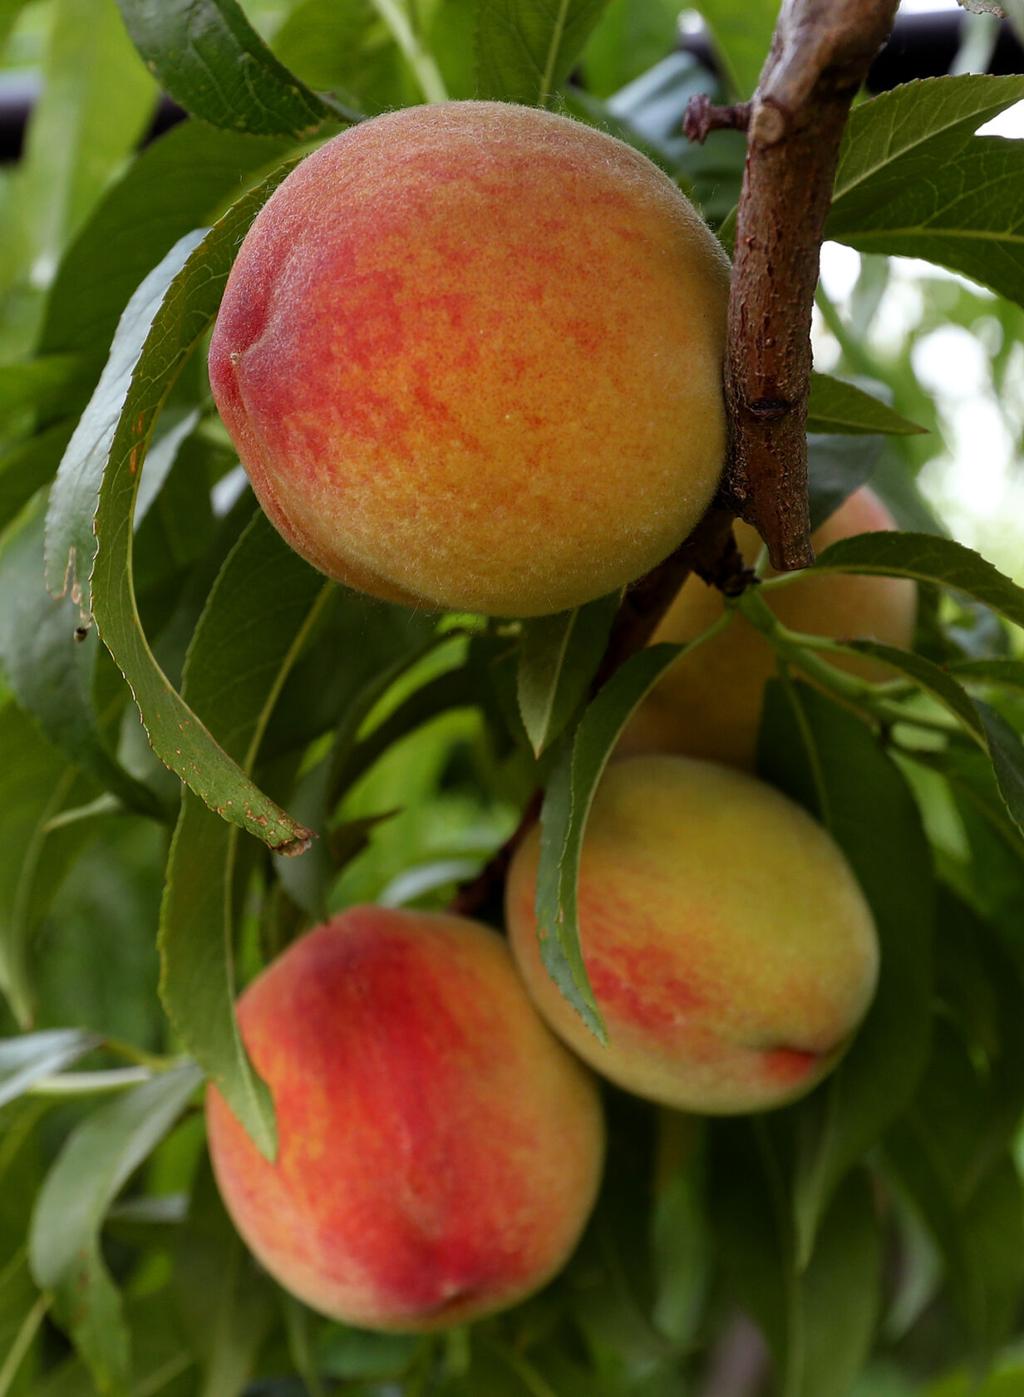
top-left (736, 589), bottom-right (960, 735)
top-left (103, 1036), bottom-right (180, 1072)
top-left (0, 1291), bottom-right (48, 1396)
top-left (28, 1066), bottom-right (156, 1096)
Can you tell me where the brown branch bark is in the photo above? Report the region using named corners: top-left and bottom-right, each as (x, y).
top-left (719, 0), bottom-right (899, 570)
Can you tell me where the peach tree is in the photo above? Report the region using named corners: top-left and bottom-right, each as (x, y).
top-left (1, 1), bottom-right (1024, 1394)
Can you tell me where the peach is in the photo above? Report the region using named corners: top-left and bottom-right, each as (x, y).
top-left (621, 487), bottom-right (917, 767)
top-left (507, 756), bottom-right (878, 1114)
top-left (209, 101), bottom-right (730, 617)
top-left (205, 906), bottom-right (604, 1331)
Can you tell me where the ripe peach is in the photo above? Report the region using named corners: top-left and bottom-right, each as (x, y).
top-left (506, 756), bottom-right (878, 1114)
top-left (205, 906), bottom-right (604, 1331)
top-left (209, 101), bottom-right (730, 617)
top-left (621, 487), bottom-right (917, 767)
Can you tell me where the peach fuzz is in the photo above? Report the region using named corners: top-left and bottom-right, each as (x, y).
top-left (205, 906), bottom-right (604, 1332)
top-left (506, 756), bottom-right (879, 1114)
top-left (620, 486), bottom-right (917, 767)
top-left (208, 101), bottom-right (730, 617)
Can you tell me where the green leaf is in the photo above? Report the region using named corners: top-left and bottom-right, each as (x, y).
top-left (45, 163), bottom-right (315, 853)
top-left (811, 531), bottom-right (1024, 631)
top-left (115, 0), bottom-right (335, 137)
top-left (793, 1171), bottom-right (883, 1397)
top-left (173, 1158), bottom-right (276, 1397)
top-left (12, 0), bottom-right (155, 277)
top-left (837, 641), bottom-right (1024, 838)
top-left (160, 512), bottom-right (331, 1160)
top-left (0, 704), bottom-right (92, 1026)
top-left (688, 0), bottom-right (777, 98)
top-left (475, 0), bottom-right (613, 106)
top-left (951, 657), bottom-right (1024, 691)
top-left (712, 1124), bottom-right (882, 1397)
top-left (44, 233), bottom-right (203, 624)
top-left (0, 355), bottom-right (100, 428)
top-left (932, 892), bottom-right (1024, 1183)
top-left (975, 701), bottom-right (1024, 841)
top-left (536, 642), bottom-right (693, 1035)
top-left (28, 1063), bottom-right (201, 1394)
top-left (0, 0), bottom-right (33, 52)
top-left (807, 373), bottom-right (926, 437)
top-left (757, 681), bottom-right (933, 1266)
top-left (827, 75), bottom-right (1024, 308)
top-left (886, 1096), bottom-right (1024, 1361)
top-left (926, 1365), bottom-right (1024, 1397)
top-left (0, 1030), bottom-right (102, 1111)
top-left (0, 507), bottom-right (162, 818)
top-left (517, 592), bottom-right (619, 758)
top-left (806, 434), bottom-right (882, 532)
top-left (40, 121), bottom-right (294, 356)
top-left (0, 422), bottom-right (74, 540)
top-left (581, 0), bottom-right (682, 99)
top-left (0, 1251), bottom-right (45, 1397)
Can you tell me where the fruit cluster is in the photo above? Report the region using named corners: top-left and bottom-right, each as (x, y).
top-left (207, 101), bottom-right (913, 1333)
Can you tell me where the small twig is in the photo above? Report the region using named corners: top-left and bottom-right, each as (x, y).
top-left (683, 95), bottom-right (752, 143)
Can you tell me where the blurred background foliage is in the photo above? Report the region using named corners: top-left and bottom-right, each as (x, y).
top-left (1, 1), bottom-right (1024, 1395)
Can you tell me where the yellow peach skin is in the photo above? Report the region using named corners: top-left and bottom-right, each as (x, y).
top-left (507, 756), bottom-right (879, 1114)
top-left (206, 907), bottom-right (605, 1331)
top-left (621, 487), bottom-right (917, 767)
top-left (209, 101), bottom-right (730, 617)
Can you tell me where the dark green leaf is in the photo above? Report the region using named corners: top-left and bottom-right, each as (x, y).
top-left (688, 0), bottom-right (777, 97)
top-left (0, 1250), bottom-right (45, 1397)
top-left (758, 681), bottom-right (933, 1264)
top-left (0, 704), bottom-right (91, 1026)
top-left (975, 701), bottom-right (1024, 841)
top-left (712, 1123), bottom-right (882, 1397)
top-left (811, 531), bottom-right (1024, 630)
top-left (933, 892), bottom-right (1024, 1183)
top-left (161, 512), bottom-right (330, 1159)
top-left (807, 433), bottom-right (882, 532)
top-left (886, 1116), bottom-right (1024, 1361)
top-left (0, 1030), bottom-right (101, 1111)
top-left (316, 1325), bottom-right (421, 1381)
top-left (0, 422), bottom-right (75, 537)
top-left (793, 1171), bottom-right (882, 1397)
top-left (828, 75), bottom-right (1024, 307)
top-left (476, 0), bottom-right (612, 105)
top-left (173, 1158), bottom-right (276, 1397)
top-left (536, 642), bottom-right (690, 1035)
top-left (45, 164), bottom-right (314, 853)
top-left (951, 657), bottom-right (1024, 691)
top-left (0, 506), bottom-right (162, 818)
top-left (0, 355), bottom-right (100, 427)
top-left (807, 373), bottom-right (926, 437)
top-left (517, 592), bottom-right (619, 757)
top-left (28, 1063), bottom-right (201, 1393)
top-left (115, 0), bottom-right (335, 137)
top-left (581, 0), bottom-right (682, 98)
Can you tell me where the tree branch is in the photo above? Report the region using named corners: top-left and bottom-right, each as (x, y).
top-left (716, 0), bottom-right (899, 570)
